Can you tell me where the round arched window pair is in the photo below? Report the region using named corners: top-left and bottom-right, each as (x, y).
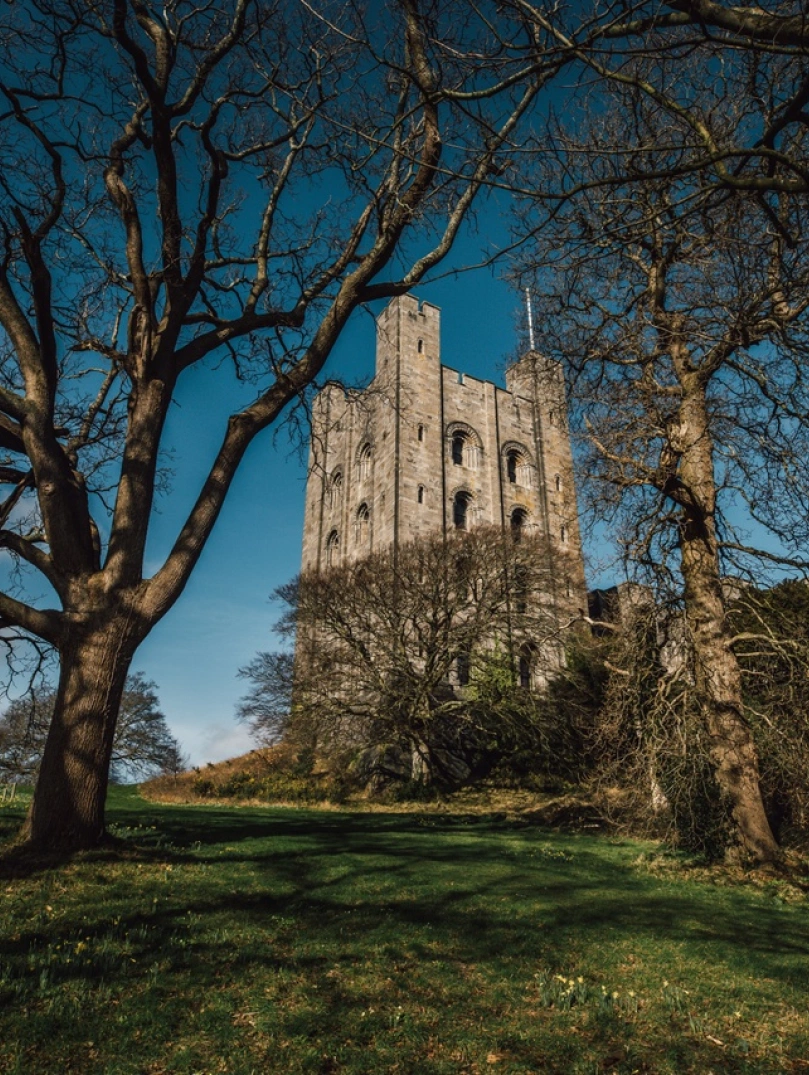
top-left (449, 426), bottom-right (481, 469)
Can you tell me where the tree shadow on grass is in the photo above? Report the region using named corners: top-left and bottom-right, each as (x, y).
top-left (3, 802), bottom-right (808, 985)
top-left (0, 798), bottom-right (535, 877)
top-left (3, 799), bottom-right (808, 1075)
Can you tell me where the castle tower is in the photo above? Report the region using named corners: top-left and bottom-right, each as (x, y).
top-left (300, 294), bottom-right (587, 634)
top-left (301, 294), bottom-right (444, 572)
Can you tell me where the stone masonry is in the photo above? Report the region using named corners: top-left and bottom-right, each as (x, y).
top-left (300, 294), bottom-right (588, 668)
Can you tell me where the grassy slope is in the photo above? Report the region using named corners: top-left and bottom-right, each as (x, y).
top-left (1, 788), bottom-right (807, 1075)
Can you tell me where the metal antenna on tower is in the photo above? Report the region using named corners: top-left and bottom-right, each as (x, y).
top-left (525, 288), bottom-right (535, 351)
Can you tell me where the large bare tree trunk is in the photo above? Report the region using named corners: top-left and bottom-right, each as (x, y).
top-left (675, 384), bottom-right (779, 864)
top-left (19, 619), bottom-right (137, 851)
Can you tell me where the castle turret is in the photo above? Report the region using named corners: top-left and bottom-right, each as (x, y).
top-left (505, 351), bottom-right (587, 618)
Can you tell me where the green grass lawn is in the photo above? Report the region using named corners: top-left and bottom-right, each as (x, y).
top-left (1, 788), bottom-right (807, 1075)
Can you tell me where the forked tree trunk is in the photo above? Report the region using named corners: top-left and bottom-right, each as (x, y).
top-left (19, 620), bottom-right (137, 851)
top-left (675, 386), bottom-right (779, 864)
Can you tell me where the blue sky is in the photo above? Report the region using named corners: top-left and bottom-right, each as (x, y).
top-left (0, 5), bottom-right (603, 769)
top-left (135, 250), bottom-right (539, 766)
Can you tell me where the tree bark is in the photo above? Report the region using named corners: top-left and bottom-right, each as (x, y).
top-left (18, 616), bottom-right (138, 851)
top-left (675, 382), bottom-right (780, 863)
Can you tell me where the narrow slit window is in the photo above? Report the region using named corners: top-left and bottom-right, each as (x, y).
top-left (518, 653), bottom-right (531, 690)
top-left (506, 450), bottom-right (518, 484)
top-left (457, 652), bottom-right (470, 687)
top-left (514, 564), bottom-right (528, 614)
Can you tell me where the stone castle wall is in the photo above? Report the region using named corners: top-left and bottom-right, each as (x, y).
top-left (301, 293), bottom-right (587, 625)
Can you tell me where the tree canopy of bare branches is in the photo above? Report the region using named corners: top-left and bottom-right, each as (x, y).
top-left (269, 527), bottom-right (580, 788)
top-left (0, 0), bottom-right (579, 850)
top-left (0, 671), bottom-right (185, 784)
top-left (3, 0), bottom-right (807, 853)
top-left (512, 44), bottom-right (809, 861)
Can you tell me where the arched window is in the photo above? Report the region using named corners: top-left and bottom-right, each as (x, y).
top-left (418, 424), bottom-right (424, 442)
top-left (417, 338), bottom-right (424, 354)
top-left (448, 424), bottom-right (481, 469)
top-left (510, 507), bottom-right (528, 543)
top-left (326, 530), bottom-right (340, 567)
top-left (560, 524), bottom-right (567, 544)
top-left (356, 502), bottom-right (370, 543)
top-left (451, 432), bottom-right (465, 466)
top-left (329, 468), bottom-right (343, 506)
top-left (417, 485), bottom-right (425, 504)
top-left (555, 474), bottom-right (562, 493)
top-left (502, 443), bottom-right (531, 487)
top-left (357, 443), bottom-right (372, 481)
top-left (453, 491), bottom-right (472, 531)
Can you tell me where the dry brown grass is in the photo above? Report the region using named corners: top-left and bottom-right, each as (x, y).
top-left (139, 747), bottom-right (615, 829)
top-left (140, 745), bottom-right (294, 803)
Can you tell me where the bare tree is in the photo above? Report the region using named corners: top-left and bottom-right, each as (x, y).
top-left (582, 581), bottom-right (809, 854)
top-left (108, 672), bottom-right (188, 782)
top-left (729, 581), bottom-right (809, 839)
top-left (3, 0), bottom-right (801, 851)
top-left (0, 672), bottom-right (184, 784)
top-left (523, 0), bottom-right (809, 199)
top-left (237, 649), bottom-right (295, 747)
top-left (513, 76), bottom-right (809, 862)
top-left (0, 0), bottom-right (582, 850)
top-left (265, 527), bottom-right (578, 787)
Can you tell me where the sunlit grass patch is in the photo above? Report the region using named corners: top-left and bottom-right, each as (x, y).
top-left (1, 788), bottom-right (807, 1073)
